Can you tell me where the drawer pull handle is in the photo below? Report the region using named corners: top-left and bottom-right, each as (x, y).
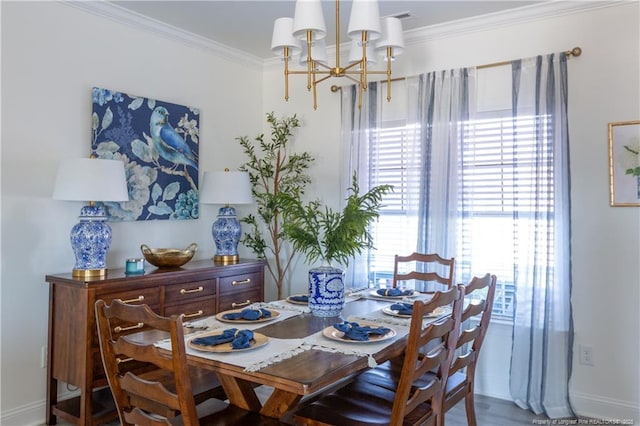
top-left (232, 300), bottom-right (251, 308)
top-left (116, 357), bottom-right (133, 364)
top-left (119, 296), bottom-right (145, 304)
top-left (232, 279), bottom-right (252, 286)
top-left (180, 286), bottom-right (204, 295)
top-left (114, 322), bottom-right (144, 333)
top-left (181, 310), bottom-right (204, 319)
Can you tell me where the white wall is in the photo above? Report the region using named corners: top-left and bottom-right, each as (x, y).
top-left (263, 1), bottom-right (640, 421)
top-left (1, 2), bottom-right (263, 424)
top-left (2, 1), bottom-right (639, 424)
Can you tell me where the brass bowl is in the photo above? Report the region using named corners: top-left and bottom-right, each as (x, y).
top-left (140, 243), bottom-right (197, 268)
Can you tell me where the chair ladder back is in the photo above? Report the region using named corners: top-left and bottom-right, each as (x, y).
top-left (451, 273), bottom-right (497, 378)
top-left (392, 252), bottom-right (455, 290)
top-left (390, 285), bottom-right (465, 425)
top-left (95, 299), bottom-right (200, 426)
top-left (124, 407), bottom-right (173, 426)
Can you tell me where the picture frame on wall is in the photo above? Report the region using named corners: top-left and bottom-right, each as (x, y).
top-left (91, 87), bottom-right (200, 221)
top-left (609, 120), bottom-right (640, 207)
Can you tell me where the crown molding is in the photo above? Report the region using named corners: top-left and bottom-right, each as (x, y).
top-left (402, 1), bottom-right (624, 45)
top-left (63, 0), bottom-right (263, 69)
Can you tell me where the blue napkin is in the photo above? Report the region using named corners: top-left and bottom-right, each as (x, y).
top-left (222, 308), bottom-right (272, 321)
top-left (390, 302), bottom-right (413, 315)
top-left (191, 328), bottom-right (254, 349)
top-left (289, 295), bottom-right (309, 303)
top-left (376, 288), bottom-right (413, 297)
top-left (333, 321), bottom-right (392, 341)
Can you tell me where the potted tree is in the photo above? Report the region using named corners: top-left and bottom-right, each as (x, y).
top-left (238, 112), bottom-right (315, 300)
top-left (282, 174), bottom-right (392, 317)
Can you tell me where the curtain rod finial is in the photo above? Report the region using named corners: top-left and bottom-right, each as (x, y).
top-left (567, 47), bottom-right (582, 58)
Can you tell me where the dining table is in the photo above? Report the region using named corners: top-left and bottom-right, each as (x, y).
top-left (149, 288), bottom-right (444, 420)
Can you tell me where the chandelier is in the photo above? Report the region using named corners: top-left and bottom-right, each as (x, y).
top-left (271, 0), bottom-right (405, 110)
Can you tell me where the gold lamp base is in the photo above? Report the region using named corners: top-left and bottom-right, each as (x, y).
top-left (213, 254), bottom-right (239, 265)
top-left (72, 268), bottom-right (107, 278)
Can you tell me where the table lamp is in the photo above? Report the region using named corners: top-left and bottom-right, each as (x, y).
top-left (200, 169), bottom-right (253, 264)
top-left (53, 158), bottom-right (129, 277)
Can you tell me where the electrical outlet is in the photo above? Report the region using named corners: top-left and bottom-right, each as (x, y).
top-left (579, 344), bottom-right (594, 366)
top-left (41, 346), bottom-right (47, 369)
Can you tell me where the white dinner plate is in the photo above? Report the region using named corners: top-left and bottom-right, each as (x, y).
top-left (216, 308), bottom-right (280, 323)
top-left (322, 322), bottom-right (396, 344)
top-left (188, 331), bottom-right (268, 353)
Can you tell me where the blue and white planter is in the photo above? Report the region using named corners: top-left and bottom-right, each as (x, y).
top-left (308, 264), bottom-right (345, 317)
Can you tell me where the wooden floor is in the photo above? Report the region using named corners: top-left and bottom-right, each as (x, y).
top-left (443, 393), bottom-right (552, 425)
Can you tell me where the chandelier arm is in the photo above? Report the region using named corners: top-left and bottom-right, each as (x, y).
top-left (313, 69), bottom-right (318, 110)
top-left (306, 31), bottom-right (313, 91)
top-left (361, 32), bottom-right (368, 90)
top-left (284, 46), bottom-right (290, 101)
top-left (341, 61), bottom-right (362, 73)
top-left (314, 74), bottom-right (336, 85)
top-left (385, 47), bottom-right (392, 101)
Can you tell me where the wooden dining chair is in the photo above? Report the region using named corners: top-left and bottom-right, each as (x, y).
top-left (392, 252), bottom-right (455, 292)
top-left (441, 273), bottom-right (497, 426)
top-left (353, 273), bottom-right (497, 426)
top-left (95, 299), bottom-right (282, 426)
top-left (292, 284), bottom-right (465, 426)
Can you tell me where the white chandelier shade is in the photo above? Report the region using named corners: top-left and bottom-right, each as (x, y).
top-left (292, 0), bottom-right (327, 40)
top-left (348, 40), bottom-right (377, 65)
top-left (347, 0), bottom-right (381, 41)
top-left (301, 39), bottom-right (329, 66)
top-left (377, 16), bottom-right (405, 57)
top-left (271, 17), bottom-right (302, 56)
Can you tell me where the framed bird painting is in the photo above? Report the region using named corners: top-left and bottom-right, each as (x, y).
top-left (91, 87), bottom-right (199, 221)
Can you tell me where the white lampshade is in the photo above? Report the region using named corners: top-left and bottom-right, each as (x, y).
top-left (292, 0), bottom-right (326, 40)
top-left (300, 38), bottom-right (328, 66)
top-left (271, 17), bottom-right (301, 56)
top-left (375, 17), bottom-right (404, 57)
top-left (347, 0), bottom-right (381, 41)
top-left (348, 39), bottom-right (377, 65)
top-left (53, 158), bottom-right (129, 202)
top-left (200, 170), bottom-right (253, 205)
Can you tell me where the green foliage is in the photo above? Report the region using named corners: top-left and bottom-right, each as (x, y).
top-left (238, 112), bottom-right (315, 299)
top-left (282, 173), bottom-right (393, 267)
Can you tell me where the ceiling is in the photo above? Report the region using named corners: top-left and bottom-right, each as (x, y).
top-left (110, 1), bottom-right (542, 60)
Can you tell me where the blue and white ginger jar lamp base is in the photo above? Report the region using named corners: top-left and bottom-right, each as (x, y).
top-left (212, 206), bottom-right (241, 264)
top-left (71, 205), bottom-right (112, 278)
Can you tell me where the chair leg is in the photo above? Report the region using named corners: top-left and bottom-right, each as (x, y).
top-left (464, 391), bottom-right (477, 426)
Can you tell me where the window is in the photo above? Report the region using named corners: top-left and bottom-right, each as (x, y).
top-left (367, 110), bottom-right (556, 320)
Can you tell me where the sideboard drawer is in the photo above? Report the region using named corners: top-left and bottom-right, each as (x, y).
top-left (218, 288), bottom-right (262, 312)
top-left (164, 280), bottom-right (216, 304)
top-left (99, 287), bottom-right (161, 308)
top-left (219, 271), bottom-right (261, 294)
top-left (164, 297), bottom-right (216, 320)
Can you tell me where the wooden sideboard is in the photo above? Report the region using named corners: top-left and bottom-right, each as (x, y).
top-left (44, 258), bottom-right (265, 425)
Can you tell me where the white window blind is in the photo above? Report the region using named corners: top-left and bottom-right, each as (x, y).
top-left (367, 112), bottom-right (555, 319)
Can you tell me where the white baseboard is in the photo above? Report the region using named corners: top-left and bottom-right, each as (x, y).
top-left (0, 399), bottom-right (45, 426)
top-left (571, 391), bottom-right (639, 421)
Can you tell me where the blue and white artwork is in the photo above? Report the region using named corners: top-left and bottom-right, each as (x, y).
top-left (91, 87), bottom-right (199, 221)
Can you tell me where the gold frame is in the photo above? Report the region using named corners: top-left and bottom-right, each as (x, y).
top-left (609, 120), bottom-right (640, 206)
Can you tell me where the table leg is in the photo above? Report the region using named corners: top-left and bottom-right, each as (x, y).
top-left (216, 374), bottom-right (262, 412)
top-left (260, 388), bottom-right (302, 418)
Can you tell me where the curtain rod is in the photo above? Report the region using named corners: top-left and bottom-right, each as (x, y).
top-left (331, 46), bottom-right (582, 92)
